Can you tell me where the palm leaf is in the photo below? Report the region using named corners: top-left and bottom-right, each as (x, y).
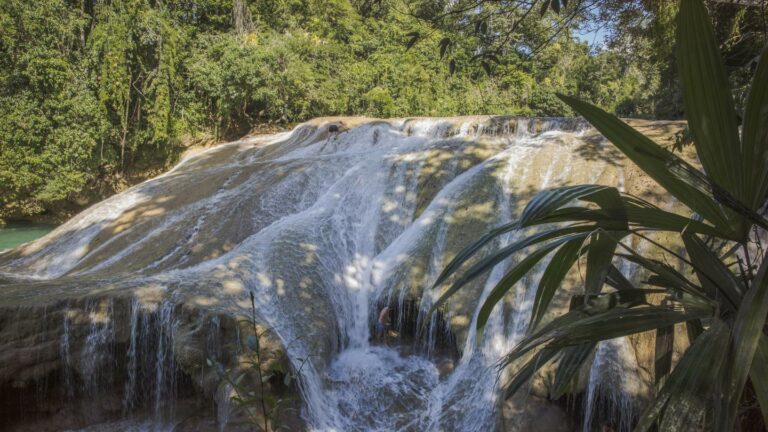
top-left (546, 307), bottom-right (709, 348)
top-left (519, 185), bottom-right (610, 227)
top-left (579, 186), bottom-right (628, 229)
top-left (682, 232), bottom-right (743, 310)
top-left (537, 205), bottom-right (726, 237)
top-left (503, 348), bottom-right (558, 399)
top-left (585, 230), bottom-right (627, 294)
top-left (605, 264), bottom-right (635, 291)
top-left (616, 252), bottom-right (704, 298)
top-left (550, 342), bottom-right (596, 399)
top-left (505, 299), bottom-right (703, 367)
top-left (686, 318), bottom-right (705, 343)
top-left (431, 220), bottom-right (519, 289)
top-left (677, 0), bottom-right (743, 205)
top-left (475, 240), bottom-right (572, 335)
top-left (742, 47), bottom-right (768, 210)
top-left (654, 325), bottom-right (675, 385)
top-left (579, 189), bottom-right (628, 295)
top-left (429, 227), bottom-right (594, 315)
top-left (635, 319), bottom-right (730, 432)
top-left (717, 255), bottom-right (768, 430)
top-left (749, 334), bottom-right (768, 427)
top-left (530, 238), bottom-right (585, 327)
top-left (557, 94), bottom-right (738, 239)
top-left (623, 206), bottom-right (724, 237)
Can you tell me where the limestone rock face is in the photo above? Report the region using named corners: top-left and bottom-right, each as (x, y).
top-left (502, 394), bottom-right (574, 432)
top-left (0, 117), bottom-right (687, 431)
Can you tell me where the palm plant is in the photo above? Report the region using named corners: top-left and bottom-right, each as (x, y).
top-left (428, 0), bottom-right (768, 429)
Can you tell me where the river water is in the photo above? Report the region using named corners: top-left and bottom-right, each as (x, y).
top-left (0, 221), bottom-right (56, 251)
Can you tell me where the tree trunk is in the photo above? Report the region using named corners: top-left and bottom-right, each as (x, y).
top-left (233, 0), bottom-right (254, 35)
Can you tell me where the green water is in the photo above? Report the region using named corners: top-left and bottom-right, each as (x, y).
top-left (0, 222), bottom-right (56, 251)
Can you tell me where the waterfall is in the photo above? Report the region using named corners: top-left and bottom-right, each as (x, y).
top-left (60, 306), bottom-right (75, 398)
top-left (81, 300), bottom-right (116, 393)
top-left (153, 301), bottom-right (178, 419)
top-left (582, 338), bottom-right (643, 432)
top-left (0, 116), bottom-right (660, 431)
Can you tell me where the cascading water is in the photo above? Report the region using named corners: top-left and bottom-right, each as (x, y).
top-left (582, 338), bottom-right (644, 432)
top-left (81, 300), bottom-right (116, 393)
top-left (0, 116), bottom-right (675, 431)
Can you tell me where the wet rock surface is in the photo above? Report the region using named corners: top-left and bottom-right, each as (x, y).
top-left (0, 117), bottom-right (686, 431)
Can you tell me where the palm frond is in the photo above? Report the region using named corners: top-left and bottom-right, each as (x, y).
top-left (635, 320), bottom-right (730, 431)
top-left (742, 47), bottom-right (768, 210)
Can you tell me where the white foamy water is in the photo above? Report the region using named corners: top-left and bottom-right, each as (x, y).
top-left (1, 116), bottom-right (646, 431)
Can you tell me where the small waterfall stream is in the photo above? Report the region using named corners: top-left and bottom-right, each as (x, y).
top-left (0, 116), bottom-right (660, 431)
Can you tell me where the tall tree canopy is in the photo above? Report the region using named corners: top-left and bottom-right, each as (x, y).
top-left (411, 0), bottom-right (767, 116)
top-left (3, 0), bottom-right (754, 222)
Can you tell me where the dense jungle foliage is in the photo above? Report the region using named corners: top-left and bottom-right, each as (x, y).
top-left (0, 0), bottom-right (765, 222)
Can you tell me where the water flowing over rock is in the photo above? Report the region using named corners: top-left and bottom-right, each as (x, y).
top-left (0, 116), bottom-right (686, 431)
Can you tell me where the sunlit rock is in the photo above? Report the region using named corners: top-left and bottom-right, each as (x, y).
top-left (0, 116), bottom-right (686, 431)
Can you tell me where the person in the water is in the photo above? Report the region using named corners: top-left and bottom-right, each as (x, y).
top-left (375, 306), bottom-right (390, 343)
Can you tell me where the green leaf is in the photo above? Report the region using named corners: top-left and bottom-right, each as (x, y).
top-left (616, 251), bottom-right (704, 300)
top-left (635, 319), bottom-right (729, 432)
top-left (429, 226), bottom-right (594, 316)
top-left (551, 342), bottom-right (595, 399)
top-left (605, 265), bottom-right (635, 291)
top-left (520, 185), bottom-right (610, 227)
top-left (654, 325), bottom-right (674, 385)
top-left (503, 348), bottom-right (558, 399)
top-left (546, 307), bottom-right (706, 348)
top-left (535, 204), bottom-right (725, 238)
top-left (585, 230), bottom-right (626, 294)
top-left (623, 206), bottom-right (725, 237)
top-left (749, 335), bottom-right (768, 427)
top-left (718, 256), bottom-right (768, 430)
top-left (431, 220), bottom-right (519, 289)
top-left (742, 47), bottom-right (768, 210)
top-left (580, 187), bottom-right (628, 230)
top-left (476, 240), bottom-right (569, 335)
top-left (530, 238), bottom-right (585, 327)
top-left (677, 0), bottom-right (743, 205)
top-left (686, 319), bottom-right (704, 343)
top-left (506, 299), bottom-right (698, 367)
top-left (682, 232), bottom-right (743, 310)
top-left (557, 94), bottom-right (738, 239)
